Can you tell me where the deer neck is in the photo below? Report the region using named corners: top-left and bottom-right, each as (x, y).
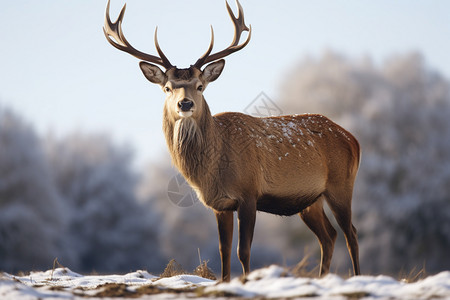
top-left (163, 99), bottom-right (219, 181)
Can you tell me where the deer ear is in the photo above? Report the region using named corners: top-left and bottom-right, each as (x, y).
top-left (203, 59), bottom-right (225, 83)
top-left (139, 62), bottom-right (167, 85)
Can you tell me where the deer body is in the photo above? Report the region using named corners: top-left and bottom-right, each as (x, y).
top-left (167, 110), bottom-right (359, 215)
top-left (104, 0), bottom-right (361, 282)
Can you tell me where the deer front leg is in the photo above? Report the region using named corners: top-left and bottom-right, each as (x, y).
top-left (215, 210), bottom-right (233, 282)
top-left (237, 200), bottom-right (256, 276)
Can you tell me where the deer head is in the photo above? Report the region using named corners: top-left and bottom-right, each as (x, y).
top-left (103, 0), bottom-right (251, 122)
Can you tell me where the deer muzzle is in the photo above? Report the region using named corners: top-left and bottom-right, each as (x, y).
top-left (178, 99), bottom-right (194, 112)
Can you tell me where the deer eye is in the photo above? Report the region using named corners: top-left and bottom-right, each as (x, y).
top-left (197, 85), bottom-right (204, 92)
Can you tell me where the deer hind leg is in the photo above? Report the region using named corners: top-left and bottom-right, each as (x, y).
top-left (237, 200), bottom-right (256, 276)
top-left (299, 197), bottom-right (337, 276)
top-left (325, 187), bottom-right (360, 276)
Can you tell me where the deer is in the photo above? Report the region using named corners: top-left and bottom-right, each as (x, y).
top-left (104, 0), bottom-right (361, 281)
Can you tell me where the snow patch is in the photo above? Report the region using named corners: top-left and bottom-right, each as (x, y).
top-left (2, 266), bottom-right (450, 299)
top-left (154, 274), bottom-right (214, 289)
top-left (207, 266), bottom-right (450, 299)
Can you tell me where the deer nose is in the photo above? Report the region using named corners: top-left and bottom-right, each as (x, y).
top-left (178, 99), bottom-right (194, 112)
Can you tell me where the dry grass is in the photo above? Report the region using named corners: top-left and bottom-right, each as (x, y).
top-left (91, 259), bottom-right (217, 298)
top-left (160, 259), bottom-right (187, 278)
top-left (49, 258), bottom-right (66, 281)
top-left (160, 259), bottom-right (216, 280)
top-left (289, 252), bottom-right (320, 278)
top-left (94, 283), bottom-right (139, 298)
top-left (193, 260), bottom-right (216, 280)
top-left (398, 265), bottom-right (428, 283)
top-left (92, 282), bottom-right (191, 298)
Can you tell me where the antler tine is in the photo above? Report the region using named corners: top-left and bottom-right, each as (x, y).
top-left (194, 0), bottom-right (251, 69)
top-left (103, 0), bottom-right (173, 69)
top-left (226, 0), bottom-right (250, 47)
top-left (154, 27), bottom-right (174, 69)
top-left (193, 26), bottom-right (215, 68)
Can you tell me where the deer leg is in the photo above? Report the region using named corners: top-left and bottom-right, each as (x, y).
top-left (325, 190), bottom-right (360, 276)
top-left (215, 210), bottom-right (234, 282)
top-left (237, 200), bottom-right (256, 276)
top-left (299, 198), bottom-right (337, 276)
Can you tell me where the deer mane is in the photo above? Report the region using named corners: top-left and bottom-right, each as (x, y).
top-left (165, 102), bottom-right (217, 180)
top-left (174, 117), bottom-right (203, 155)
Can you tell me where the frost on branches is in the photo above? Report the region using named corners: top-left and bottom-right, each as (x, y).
top-left (278, 52), bottom-right (450, 273)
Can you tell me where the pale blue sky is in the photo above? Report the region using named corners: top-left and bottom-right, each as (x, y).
top-left (1, 1), bottom-right (449, 166)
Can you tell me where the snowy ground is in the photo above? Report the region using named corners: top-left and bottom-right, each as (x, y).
top-left (1, 266), bottom-right (450, 299)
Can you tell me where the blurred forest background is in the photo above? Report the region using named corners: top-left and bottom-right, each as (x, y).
top-left (1, 51), bottom-right (450, 276)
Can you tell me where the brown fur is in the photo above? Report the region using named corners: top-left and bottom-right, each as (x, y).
top-left (160, 70), bottom-right (361, 280)
top-left (166, 109), bottom-right (360, 213)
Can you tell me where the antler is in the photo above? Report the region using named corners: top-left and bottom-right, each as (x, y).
top-left (194, 0), bottom-right (252, 69)
top-left (103, 0), bottom-right (174, 69)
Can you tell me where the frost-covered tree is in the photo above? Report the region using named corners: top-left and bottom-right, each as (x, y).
top-left (278, 51), bottom-right (450, 274)
top-left (0, 107), bottom-right (67, 272)
top-left (45, 133), bottom-right (165, 273)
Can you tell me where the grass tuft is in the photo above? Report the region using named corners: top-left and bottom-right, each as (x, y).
top-left (160, 258), bottom-right (217, 280)
top-left (160, 259), bottom-right (187, 278)
top-left (193, 260), bottom-right (216, 280)
top-left (49, 258), bottom-right (66, 281)
top-left (290, 253), bottom-right (319, 278)
top-left (399, 265), bottom-right (428, 283)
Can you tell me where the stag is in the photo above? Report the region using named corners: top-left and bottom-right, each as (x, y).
top-left (104, 0), bottom-right (361, 281)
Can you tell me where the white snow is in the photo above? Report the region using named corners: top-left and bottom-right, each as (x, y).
top-left (153, 274), bottom-right (213, 289)
top-left (1, 266), bottom-right (450, 299)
